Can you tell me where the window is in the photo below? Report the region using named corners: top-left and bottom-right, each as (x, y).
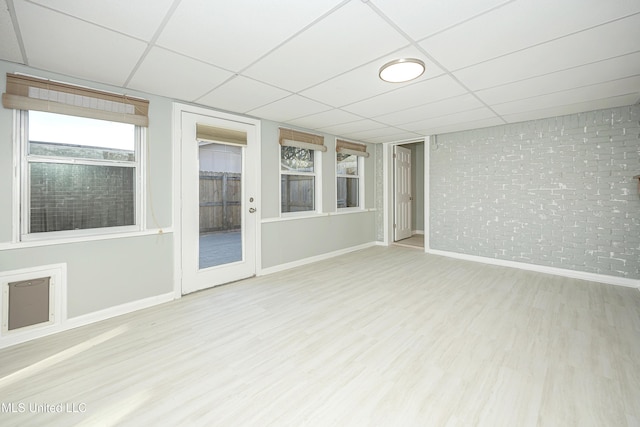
top-left (337, 152), bottom-right (361, 208)
top-left (281, 146), bottom-right (317, 213)
top-left (22, 111), bottom-right (142, 237)
top-left (279, 128), bottom-right (326, 214)
top-left (2, 73), bottom-right (149, 240)
top-left (336, 139), bottom-right (368, 209)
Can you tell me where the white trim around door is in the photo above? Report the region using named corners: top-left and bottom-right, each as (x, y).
top-left (382, 137), bottom-right (429, 250)
top-left (172, 103), bottom-right (261, 297)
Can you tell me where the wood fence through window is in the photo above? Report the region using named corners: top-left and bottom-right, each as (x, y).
top-left (199, 172), bottom-right (241, 233)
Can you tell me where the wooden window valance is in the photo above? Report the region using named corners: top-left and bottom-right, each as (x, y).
top-left (2, 73), bottom-right (149, 127)
top-left (279, 128), bottom-right (327, 152)
top-left (336, 139), bottom-right (369, 158)
top-left (197, 123), bottom-right (247, 146)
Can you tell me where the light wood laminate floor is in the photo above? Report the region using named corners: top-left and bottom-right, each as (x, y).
top-left (1, 246), bottom-right (639, 426)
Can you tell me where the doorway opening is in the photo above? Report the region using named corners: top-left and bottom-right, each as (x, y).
top-left (385, 139), bottom-right (427, 250)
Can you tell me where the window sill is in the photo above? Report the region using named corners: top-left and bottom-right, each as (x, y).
top-left (262, 212), bottom-right (329, 223)
top-left (0, 228), bottom-right (172, 251)
top-left (331, 208), bottom-right (376, 216)
top-left (261, 208), bottom-right (376, 223)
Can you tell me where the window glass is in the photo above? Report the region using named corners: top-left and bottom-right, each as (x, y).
top-left (281, 146), bottom-right (314, 172)
top-left (281, 175), bottom-right (315, 212)
top-left (29, 163), bottom-right (135, 233)
top-left (24, 111), bottom-right (139, 236)
top-left (336, 151), bottom-right (362, 209)
top-left (29, 111), bottom-right (135, 161)
top-left (337, 177), bottom-right (359, 208)
top-left (337, 153), bottom-right (358, 175)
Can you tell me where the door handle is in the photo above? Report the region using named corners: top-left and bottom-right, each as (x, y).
top-left (249, 207), bottom-right (257, 213)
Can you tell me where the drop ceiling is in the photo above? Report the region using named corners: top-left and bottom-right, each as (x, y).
top-left (1, 0), bottom-right (639, 143)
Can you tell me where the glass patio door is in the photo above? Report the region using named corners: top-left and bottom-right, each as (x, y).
top-left (180, 111), bottom-right (258, 294)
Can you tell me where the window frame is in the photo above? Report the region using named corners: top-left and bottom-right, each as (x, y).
top-left (336, 151), bottom-right (364, 211)
top-left (279, 145), bottom-right (322, 217)
top-left (16, 110), bottom-right (145, 241)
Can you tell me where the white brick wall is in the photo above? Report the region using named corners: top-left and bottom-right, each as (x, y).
top-left (430, 105), bottom-right (640, 279)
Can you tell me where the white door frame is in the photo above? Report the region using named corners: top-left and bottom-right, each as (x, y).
top-left (382, 136), bottom-right (429, 252)
top-left (172, 103), bottom-right (261, 298)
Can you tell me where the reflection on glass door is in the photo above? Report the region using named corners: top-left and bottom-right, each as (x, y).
top-left (198, 142), bottom-right (243, 269)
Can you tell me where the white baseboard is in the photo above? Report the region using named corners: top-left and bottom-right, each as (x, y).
top-left (412, 230), bottom-right (425, 235)
top-left (259, 242), bottom-right (377, 276)
top-left (65, 292), bottom-right (176, 329)
top-left (0, 291), bottom-right (176, 349)
top-left (426, 248), bottom-right (640, 289)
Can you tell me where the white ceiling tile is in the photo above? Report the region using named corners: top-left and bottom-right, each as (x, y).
top-left (8, 1), bottom-right (639, 138)
top-left (420, 0), bottom-right (640, 71)
top-left (300, 46), bottom-right (444, 108)
top-left (318, 119), bottom-right (388, 136)
top-left (127, 47), bottom-right (233, 101)
top-left (286, 109), bottom-right (363, 130)
top-left (492, 76), bottom-right (640, 116)
top-left (28, 0), bottom-right (175, 40)
top-left (477, 52), bottom-right (640, 106)
top-left (453, 14), bottom-right (640, 91)
top-left (197, 76), bottom-right (291, 114)
top-left (0, 1), bottom-right (22, 63)
top-left (243, 1), bottom-right (409, 92)
top-left (343, 125), bottom-right (415, 141)
top-left (375, 94), bottom-right (484, 126)
top-left (399, 107), bottom-right (499, 132)
top-left (343, 74), bottom-right (467, 117)
top-left (15, 0), bottom-right (147, 86)
top-left (419, 117), bottom-right (505, 136)
top-left (371, 0), bottom-right (512, 41)
top-left (247, 95), bottom-right (331, 123)
top-left (501, 94), bottom-right (640, 124)
top-left (364, 131), bottom-right (425, 144)
top-left (158, 0), bottom-right (345, 72)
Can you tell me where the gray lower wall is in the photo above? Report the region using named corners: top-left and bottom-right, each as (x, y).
top-left (0, 234), bottom-right (173, 318)
top-left (430, 104), bottom-right (640, 279)
top-left (261, 212), bottom-right (376, 268)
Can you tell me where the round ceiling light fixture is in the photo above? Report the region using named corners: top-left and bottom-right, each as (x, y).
top-left (378, 58), bottom-right (425, 83)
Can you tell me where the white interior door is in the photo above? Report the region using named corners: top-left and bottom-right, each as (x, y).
top-left (181, 112), bottom-right (258, 294)
top-left (394, 145), bottom-right (412, 241)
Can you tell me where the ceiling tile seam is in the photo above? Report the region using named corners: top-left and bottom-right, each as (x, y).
top-left (344, 126), bottom-right (423, 141)
top-left (22, 0), bottom-right (152, 44)
top-left (450, 11), bottom-right (640, 75)
top-left (412, 0), bottom-right (518, 43)
top-left (392, 106), bottom-right (494, 129)
top-left (192, 74), bottom-right (299, 111)
top-left (486, 73), bottom-right (640, 109)
top-left (363, 0), bottom-right (507, 126)
top-left (123, 0), bottom-right (184, 88)
top-left (245, 92), bottom-right (339, 120)
top-left (368, 93), bottom-right (480, 121)
top-left (285, 105), bottom-right (401, 130)
top-left (6, 0), bottom-right (27, 65)
top-left (376, 104), bottom-right (496, 128)
top-left (500, 93), bottom-right (640, 121)
top-left (472, 50), bottom-right (640, 94)
top-left (231, 0), bottom-right (351, 77)
top-left (282, 42), bottom-right (419, 96)
top-left (335, 71), bottom-right (449, 110)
